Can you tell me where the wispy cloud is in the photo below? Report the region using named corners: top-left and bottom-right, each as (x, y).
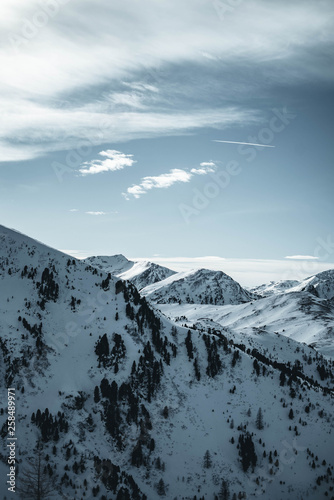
top-left (69, 208), bottom-right (79, 212)
top-left (79, 150), bottom-right (135, 176)
top-left (123, 81), bottom-right (159, 93)
top-left (85, 211), bottom-right (108, 216)
top-left (285, 255), bottom-right (319, 260)
top-left (2, 0), bottom-right (333, 161)
top-left (124, 162), bottom-right (217, 199)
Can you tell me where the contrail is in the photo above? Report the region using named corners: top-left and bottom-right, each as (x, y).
top-left (213, 140), bottom-right (275, 148)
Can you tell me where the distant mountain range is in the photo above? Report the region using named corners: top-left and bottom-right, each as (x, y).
top-left (85, 256), bottom-right (255, 305)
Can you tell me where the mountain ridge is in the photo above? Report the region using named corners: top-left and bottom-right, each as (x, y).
top-left (0, 225), bottom-right (334, 499)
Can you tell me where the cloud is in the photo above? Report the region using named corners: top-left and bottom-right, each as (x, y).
top-left (122, 81), bottom-right (159, 93)
top-left (213, 140), bottom-right (275, 148)
top-left (0, 102), bottom-right (260, 162)
top-left (124, 162), bottom-right (217, 199)
top-left (124, 169), bottom-right (193, 199)
top-left (191, 162), bottom-right (217, 175)
top-left (85, 211), bottom-right (107, 216)
top-left (69, 208), bottom-right (78, 212)
top-left (79, 150), bottom-right (135, 176)
top-left (1, 0), bottom-right (333, 161)
top-left (285, 255), bottom-right (319, 260)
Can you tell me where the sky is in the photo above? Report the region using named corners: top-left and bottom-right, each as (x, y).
top-left (1, 0), bottom-right (334, 285)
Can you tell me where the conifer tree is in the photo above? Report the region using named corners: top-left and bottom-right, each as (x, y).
top-left (203, 450), bottom-right (212, 469)
top-left (256, 407), bottom-right (264, 430)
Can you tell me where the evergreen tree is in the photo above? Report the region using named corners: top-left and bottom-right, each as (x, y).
top-left (203, 450), bottom-right (212, 469)
top-left (95, 334), bottom-right (109, 366)
top-left (253, 359), bottom-right (260, 376)
top-left (131, 443), bottom-right (143, 467)
top-left (194, 357), bottom-right (201, 381)
top-left (280, 371), bottom-right (286, 386)
top-left (238, 433), bottom-right (257, 472)
top-left (94, 386), bottom-right (100, 403)
top-left (117, 487), bottom-right (131, 500)
top-left (185, 330), bottom-right (194, 360)
top-left (256, 407), bottom-right (264, 430)
top-left (219, 479), bottom-right (230, 500)
top-left (157, 478), bottom-right (166, 496)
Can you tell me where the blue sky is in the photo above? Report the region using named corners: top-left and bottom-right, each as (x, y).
top-left (1, 0), bottom-right (334, 285)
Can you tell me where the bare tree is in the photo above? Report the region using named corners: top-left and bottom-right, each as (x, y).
top-left (18, 439), bottom-right (54, 499)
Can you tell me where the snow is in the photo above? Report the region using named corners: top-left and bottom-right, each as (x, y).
top-left (0, 224), bottom-right (333, 499)
top-left (141, 268), bottom-right (255, 305)
top-left (84, 254), bottom-right (176, 290)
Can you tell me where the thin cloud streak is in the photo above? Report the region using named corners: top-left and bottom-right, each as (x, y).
top-left (285, 255), bottom-right (319, 260)
top-left (213, 140), bottom-right (275, 148)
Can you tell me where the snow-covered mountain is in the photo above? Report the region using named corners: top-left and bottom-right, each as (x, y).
top-left (250, 279), bottom-right (300, 297)
top-left (141, 268), bottom-right (256, 305)
top-left (1, 225), bottom-right (334, 499)
top-left (250, 270), bottom-right (334, 301)
top-left (84, 255), bottom-right (176, 290)
top-left (289, 269), bottom-right (334, 300)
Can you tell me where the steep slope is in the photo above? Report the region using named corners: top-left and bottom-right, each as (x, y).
top-left (141, 268), bottom-right (256, 305)
top-left (84, 255), bottom-right (176, 290)
top-left (118, 261), bottom-right (176, 291)
top-left (0, 225), bottom-right (334, 500)
top-left (290, 269), bottom-right (334, 300)
top-left (84, 254), bottom-right (133, 275)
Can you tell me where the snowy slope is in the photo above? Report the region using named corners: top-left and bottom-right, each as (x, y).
top-left (250, 279), bottom-right (300, 297)
top-left (84, 255), bottom-right (176, 290)
top-left (158, 291), bottom-right (334, 358)
top-left (119, 261), bottom-right (176, 291)
top-left (84, 254), bottom-right (133, 275)
top-left (141, 268), bottom-right (256, 305)
top-left (290, 269), bottom-right (334, 300)
top-left (0, 225), bottom-right (334, 500)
